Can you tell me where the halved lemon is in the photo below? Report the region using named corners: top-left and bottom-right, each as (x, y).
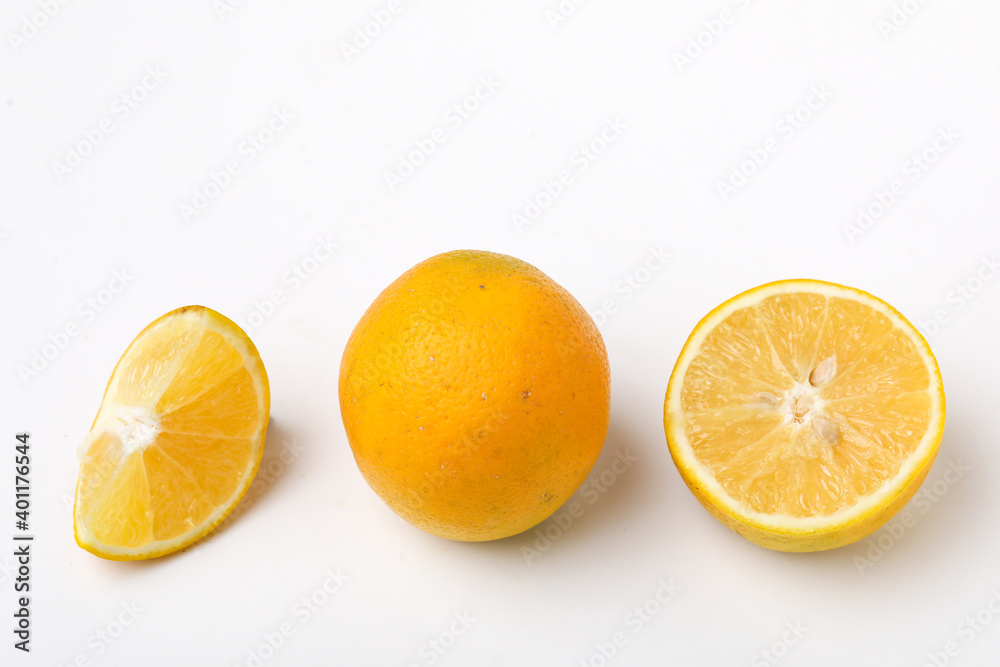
top-left (74, 306), bottom-right (270, 560)
top-left (664, 280), bottom-right (945, 552)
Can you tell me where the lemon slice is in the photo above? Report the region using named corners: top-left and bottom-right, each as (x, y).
top-left (74, 306), bottom-right (270, 560)
top-left (664, 280), bottom-right (945, 552)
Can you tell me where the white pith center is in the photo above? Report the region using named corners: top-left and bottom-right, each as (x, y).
top-left (106, 406), bottom-right (162, 455)
top-left (790, 354), bottom-right (840, 445)
top-left (753, 354), bottom-right (842, 446)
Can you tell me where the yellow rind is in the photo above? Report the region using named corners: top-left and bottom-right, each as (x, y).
top-left (73, 306), bottom-right (270, 561)
top-left (664, 279), bottom-right (946, 552)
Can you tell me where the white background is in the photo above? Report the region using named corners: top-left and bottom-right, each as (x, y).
top-left (2, 1), bottom-right (1000, 666)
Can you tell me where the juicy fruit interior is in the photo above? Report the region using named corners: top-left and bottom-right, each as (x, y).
top-left (680, 291), bottom-right (933, 518)
top-left (77, 316), bottom-right (260, 549)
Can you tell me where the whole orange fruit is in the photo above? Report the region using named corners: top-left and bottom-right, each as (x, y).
top-left (339, 250), bottom-right (610, 541)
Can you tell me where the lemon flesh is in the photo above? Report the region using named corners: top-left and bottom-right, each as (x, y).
top-left (665, 280), bottom-right (945, 552)
top-left (74, 306), bottom-right (269, 560)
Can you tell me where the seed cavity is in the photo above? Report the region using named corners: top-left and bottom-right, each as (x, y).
top-left (811, 416), bottom-right (842, 445)
top-left (792, 393), bottom-right (815, 423)
top-left (809, 355), bottom-right (837, 388)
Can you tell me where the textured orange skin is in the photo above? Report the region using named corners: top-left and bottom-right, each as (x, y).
top-left (339, 250), bottom-right (611, 541)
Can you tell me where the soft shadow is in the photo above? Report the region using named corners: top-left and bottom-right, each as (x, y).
top-left (223, 417), bottom-right (301, 520)
top-left (120, 416), bottom-right (300, 567)
top-left (463, 415), bottom-right (649, 558)
top-left (460, 399), bottom-right (972, 576)
top-left (719, 404), bottom-right (974, 575)
top-left (831, 408), bottom-right (975, 566)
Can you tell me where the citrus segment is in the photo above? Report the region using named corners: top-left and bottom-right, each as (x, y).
top-left (74, 306), bottom-right (269, 560)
